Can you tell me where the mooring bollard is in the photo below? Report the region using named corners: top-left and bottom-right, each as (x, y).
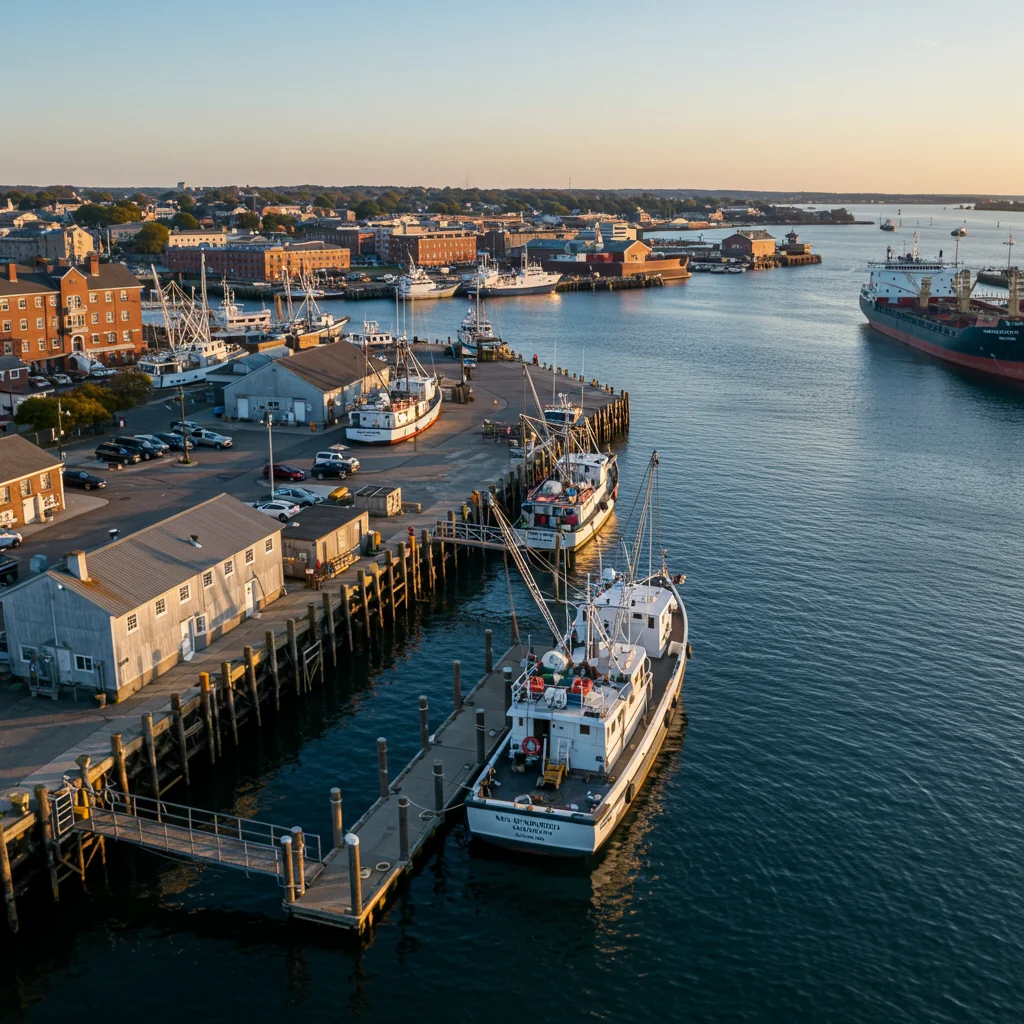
top-left (503, 666), bottom-right (513, 716)
top-left (346, 833), bottom-right (362, 916)
top-left (418, 695), bottom-right (429, 749)
top-left (377, 737), bottom-right (389, 798)
top-left (330, 788), bottom-right (343, 850)
top-left (453, 660), bottom-right (462, 710)
top-left (476, 708), bottom-right (486, 766)
top-left (485, 629), bottom-right (493, 673)
top-left (281, 835), bottom-right (296, 903)
top-left (291, 826), bottom-right (306, 896)
top-left (398, 796), bottom-right (410, 862)
top-left (433, 759), bottom-right (444, 821)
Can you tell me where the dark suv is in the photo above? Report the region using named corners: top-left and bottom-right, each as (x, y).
top-left (95, 442), bottom-right (141, 465)
top-left (112, 435), bottom-right (164, 460)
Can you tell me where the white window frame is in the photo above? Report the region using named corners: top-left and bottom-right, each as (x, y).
top-left (126, 613), bottom-right (139, 633)
top-left (224, 559), bottom-right (234, 577)
top-left (245, 548), bottom-right (254, 565)
top-left (265, 537), bottom-right (274, 553)
top-left (155, 597), bottom-right (166, 617)
top-left (75, 654), bottom-right (94, 673)
top-left (20, 645), bottom-right (37, 663)
top-left (202, 570), bottom-right (213, 588)
top-left (194, 614), bottom-right (207, 634)
top-left (179, 583), bottom-right (190, 603)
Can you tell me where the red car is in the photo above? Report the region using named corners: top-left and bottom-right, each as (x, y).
top-left (263, 463), bottom-right (306, 482)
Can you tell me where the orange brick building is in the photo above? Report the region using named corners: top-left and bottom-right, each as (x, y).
top-left (0, 256), bottom-right (144, 374)
top-left (388, 229), bottom-right (477, 266)
top-left (166, 242), bottom-right (350, 282)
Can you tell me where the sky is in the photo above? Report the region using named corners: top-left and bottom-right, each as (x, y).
top-left (4, 0), bottom-right (1024, 194)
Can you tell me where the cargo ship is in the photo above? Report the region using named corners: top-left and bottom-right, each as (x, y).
top-left (859, 240), bottom-right (1024, 382)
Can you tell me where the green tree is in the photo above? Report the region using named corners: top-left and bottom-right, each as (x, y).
top-left (74, 203), bottom-right (113, 228)
top-left (103, 371), bottom-right (152, 410)
top-left (129, 192), bottom-right (150, 207)
top-left (172, 211), bottom-right (200, 230)
top-left (13, 396), bottom-right (59, 433)
top-left (62, 391), bottom-right (113, 431)
top-left (134, 222), bottom-right (170, 254)
top-left (312, 194), bottom-right (334, 210)
top-left (177, 194), bottom-right (195, 212)
top-left (110, 202), bottom-right (143, 224)
top-left (261, 213), bottom-right (296, 233)
top-left (74, 383), bottom-right (119, 416)
top-left (354, 199), bottom-right (380, 220)
top-left (237, 211), bottom-right (261, 230)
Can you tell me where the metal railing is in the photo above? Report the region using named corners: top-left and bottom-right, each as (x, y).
top-left (433, 519), bottom-right (506, 547)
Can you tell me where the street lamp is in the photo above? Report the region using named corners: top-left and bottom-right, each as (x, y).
top-left (176, 386), bottom-right (192, 465)
top-left (55, 397), bottom-right (71, 460)
top-left (261, 411), bottom-right (274, 500)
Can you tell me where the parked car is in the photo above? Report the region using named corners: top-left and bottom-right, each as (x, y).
top-left (314, 448), bottom-right (360, 473)
top-left (67, 370), bottom-right (89, 383)
top-left (49, 373), bottom-right (73, 386)
top-left (189, 428), bottom-right (233, 449)
top-left (95, 442), bottom-right (141, 465)
top-left (90, 367), bottom-right (118, 379)
top-left (169, 419), bottom-right (202, 434)
top-left (0, 530), bottom-right (23, 550)
top-left (132, 433), bottom-right (171, 454)
top-left (154, 432), bottom-right (194, 451)
top-left (62, 469), bottom-right (107, 490)
top-left (257, 486), bottom-right (322, 507)
top-left (262, 463), bottom-right (306, 482)
top-left (28, 375), bottom-right (50, 389)
top-left (249, 499), bottom-right (301, 523)
top-left (346, 272), bottom-right (363, 281)
top-left (112, 435), bottom-right (164, 459)
top-left (310, 462), bottom-right (347, 481)
top-left (0, 555), bottom-right (18, 587)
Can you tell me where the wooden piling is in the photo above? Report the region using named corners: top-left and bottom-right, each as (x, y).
top-left (199, 672), bottom-right (216, 764)
top-left (221, 661), bottom-right (239, 747)
top-left (421, 529), bottom-right (435, 589)
top-left (447, 512), bottom-right (458, 570)
top-left (341, 586), bottom-right (354, 650)
top-left (0, 823), bottom-right (17, 933)
top-left (265, 630), bottom-right (280, 711)
top-left (385, 550), bottom-right (397, 619)
top-left (372, 566), bottom-right (384, 629)
top-left (244, 646), bottom-right (262, 727)
top-left (291, 826), bottom-right (306, 896)
top-left (281, 835), bottom-right (296, 903)
top-left (330, 788), bottom-right (343, 850)
top-left (34, 786), bottom-right (59, 901)
top-left (397, 541), bottom-right (409, 609)
top-left (171, 693), bottom-right (190, 786)
top-left (322, 593), bottom-right (337, 668)
top-left (409, 533), bottom-right (419, 599)
top-left (398, 796), bottom-right (410, 862)
top-left (346, 834), bottom-right (362, 916)
top-left (357, 570), bottom-right (372, 636)
top-left (142, 712), bottom-right (160, 798)
top-left (377, 737), bottom-right (389, 798)
top-left (210, 677), bottom-right (223, 758)
top-left (111, 732), bottom-right (130, 801)
top-left (433, 760), bottom-right (445, 822)
top-left (419, 695), bottom-right (429, 748)
top-left (485, 629), bottom-right (493, 674)
top-left (287, 618), bottom-right (300, 696)
top-left (453, 660), bottom-right (462, 710)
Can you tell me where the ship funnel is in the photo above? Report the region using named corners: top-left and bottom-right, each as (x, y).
top-left (918, 276), bottom-right (932, 310)
top-left (957, 269), bottom-right (972, 313)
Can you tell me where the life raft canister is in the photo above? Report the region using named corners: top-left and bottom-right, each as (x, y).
top-left (522, 735), bottom-right (542, 756)
top-left (569, 677), bottom-right (593, 696)
top-left (528, 676), bottom-right (546, 695)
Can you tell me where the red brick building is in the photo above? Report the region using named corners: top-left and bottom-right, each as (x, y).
top-left (0, 256), bottom-right (144, 374)
top-left (388, 229), bottom-right (477, 266)
top-left (0, 434), bottom-right (65, 529)
top-left (166, 242), bottom-right (350, 282)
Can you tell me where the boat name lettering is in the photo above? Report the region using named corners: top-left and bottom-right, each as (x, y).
top-left (495, 813), bottom-right (561, 836)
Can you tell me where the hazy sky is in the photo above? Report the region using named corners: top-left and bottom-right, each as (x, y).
top-left (5, 0), bottom-right (1023, 193)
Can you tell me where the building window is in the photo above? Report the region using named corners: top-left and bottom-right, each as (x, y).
top-left (126, 613), bottom-right (139, 633)
top-left (89, 292), bottom-right (97, 304)
top-left (106, 311), bottom-right (113, 323)
top-left (224, 559), bottom-right (234, 577)
top-left (122, 330), bottom-right (131, 342)
top-left (91, 334), bottom-right (100, 345)
top-left (35, 317), bottom-right (43, 329)
top-left (40, 472), bottom-right (51, 490)
top-left (17, 298), bottom-right (26, 309)
top-left (104, 291), bottom-right (112, 302)
top-left (155, 597), bottom-right (166, 617)
top-left (20, 645), bottom-right (37, 663)
top-left (120, 309), bottom-right (129, 321)
top-left (20, 319), bottom-right (27, 331)
top-left (194, 614), bottom-right (207, 634)
top-left (75, 654), bottom-right (94, 673)
top-left (1, 321), bottom-right (9, 332)
top-left (20, 341), bottom-right (28, 354)
top-left (50, 316), bottom-right (57, 328)
top-left (19, 479), bottom-right (31, 498)
top-left (579, 725), bottom-right (591, 735)
top-left (49, 295), bottom-right (56, 307)
top-left (37, 340), bottom-right (45, 351)
top-left (91, 312), bottom-right (99, 324)
top-left (202, 570), bottom-right (213, 588)
top-left (51, 339), bottom-right (59, 349)
top-left (264, 537), bottom-right (273, 554)
top-left (120, 290), bottom-right (128, 301)
top-left (0, 300), bottom-right (6, 311)
top-left (245, 548), bottom-right (254, 565)
top-left (106, 332), bottom-right (116, 343)
top-left (179, 583), bottom-right (190, 603)
top-left (34, 296), bottom-right (42, 308)
top-left (0, 486), bottom-right (8, 502)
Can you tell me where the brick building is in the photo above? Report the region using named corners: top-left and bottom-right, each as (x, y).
top-left (301, 225), bottom-right (375, 256)
top-left (0, 225), bottom-right (96, 265)
top-left (166, 228), bottom-right (229, 248)
top-left (387, 229), bottom-right (477, 266)
top-left (721, 230), bottom-right (776, 259)
top-left (0, 434), bottom-right (65, 529)
top-left (0, 256), bottom-right (144, 374)
top-left (166, 241), bottom-right (350, 282)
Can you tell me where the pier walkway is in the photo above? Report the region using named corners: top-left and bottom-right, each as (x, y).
top-left (290, 644), bottom-right (524, 931)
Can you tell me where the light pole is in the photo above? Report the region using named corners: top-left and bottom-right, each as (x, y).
top-left (177, 386), bottom-right (192, 465)
top-left (55, 397), bottom-right (71, 460)
top-left (262, 411), bottom-right (274, 500)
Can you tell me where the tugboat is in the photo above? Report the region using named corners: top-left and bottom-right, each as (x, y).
top-left (465, 451), bottom-right (690, 855)
top-left (880, 217), bottom-right (896, 232)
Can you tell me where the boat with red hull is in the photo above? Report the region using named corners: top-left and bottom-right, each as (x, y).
top-left (860, 241), bottom-right (1024, 382)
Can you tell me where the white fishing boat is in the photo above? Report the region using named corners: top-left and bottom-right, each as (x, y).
top-left (456, 280), bottom-right (502, 357)
top-left (210, 280), bottom-right (273, 340)
top-left (398, 262), bottom-right (460, 300)
top-left (275, 268), bottom-right (348, 343)
top-left (462, 252), bottom-right (563, 296)
top-left (342, 319), bottom-right (394, 348)
top-left (465, 452), bottom-right (690, 855)
top-left (345, 342), bottom-right (443, 444)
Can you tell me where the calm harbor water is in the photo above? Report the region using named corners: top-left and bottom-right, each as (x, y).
top-left (4, 205), bottom-right (1024, 1023)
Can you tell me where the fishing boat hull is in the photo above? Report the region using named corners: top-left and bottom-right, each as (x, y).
top-left (345, 389), bottom-right (443, 444)
top-left (516, 495), bottom-right (615, 552)
top-left (145, 365), bottom-right (229, 389)
top-left (398, 282), bottom-right (460, 300)
top-left (466, 648), bottom-right (686, 857)
top-left (477, 280), bottom-right (561, 297)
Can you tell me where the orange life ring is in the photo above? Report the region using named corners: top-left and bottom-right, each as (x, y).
top-left (521, 736), bottom-right (541, 756)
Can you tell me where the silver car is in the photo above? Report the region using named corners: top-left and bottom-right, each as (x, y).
top-left (0, 530), bottom-right (22, 550)
top-left (190, 428), bottom-right (233, 449)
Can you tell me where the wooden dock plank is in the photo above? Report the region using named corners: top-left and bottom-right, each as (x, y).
top-left (290, 645), bottom-right (523, 929)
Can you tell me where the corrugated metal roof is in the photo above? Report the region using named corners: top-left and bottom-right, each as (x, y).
top-left (0, 435), bottom-right (62, 483)
top-left (50, 494), bottom-right (282, 618)
top-left (275, 343), bottom-right (372, 393)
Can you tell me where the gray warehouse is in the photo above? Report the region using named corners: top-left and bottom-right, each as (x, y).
top-left (222, 342), bottom-right (388, 425)
top-left (0, 494), bottom-right (285, 699)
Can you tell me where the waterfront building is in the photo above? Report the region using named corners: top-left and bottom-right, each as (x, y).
top-left (0, 225), bottom-right (96, 265)
top-left (0, 434), bottom-right (65, 530)
top-left (302, 225), bottom-right (375, 256)
top-left (165, 241), bottom-right (350, 282)
top-left (0, 494), bottom-right (285, 698)
top-left (0, 355), bottom-right (40, 419)
top-left (280, 506), bottom-right (369, 579)
top-left (0, 256), bottom-right (144, 373)
top-left (722, 229), bottom-right (776, 259)
top-left (387, 228), bottom-right (477, 266)
top-left (166, 228), bottom-right (229, 248)
top-left (222, 342), bottom-right (388, 425)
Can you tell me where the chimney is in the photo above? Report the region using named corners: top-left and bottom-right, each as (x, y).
top-left (66, 550), bottom-right (89, 581)
top-left (6, 263), bottom-right (15, 283)
top-left (88, 253), bottom-right (99, 277)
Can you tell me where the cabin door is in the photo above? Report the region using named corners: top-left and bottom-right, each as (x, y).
top-left (245, 580), bottom-right (256, 618)
top-left (179, 618), bottom-right (194, 661)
